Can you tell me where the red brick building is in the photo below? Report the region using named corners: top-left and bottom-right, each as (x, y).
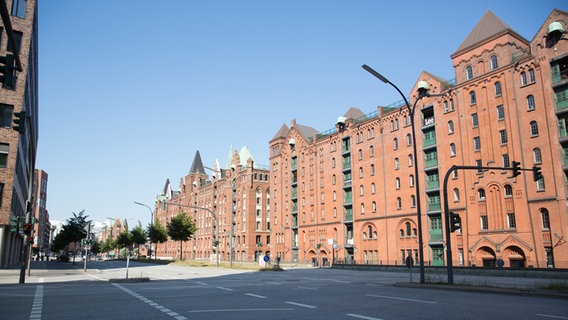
top-left (0, 0), bottom-right (39, 267)
top-left (269, 9), bottom-right (568, 268)
top-left (154, 148), bottom-right (271, 263)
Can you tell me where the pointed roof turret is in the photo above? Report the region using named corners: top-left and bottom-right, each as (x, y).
top-left (453, 10), bottom-right (521, 56)
top-left (189, 150), bottom-right (205, 174)
top-left (271, 123), bottom-right (290, 141)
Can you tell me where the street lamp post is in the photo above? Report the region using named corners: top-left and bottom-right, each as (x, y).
top-left (164, 202), bottom-right (219, 268)
top-left (134, 201), bottom-right (154, 259)
top-left (362, 64), bottom-right (445, 284)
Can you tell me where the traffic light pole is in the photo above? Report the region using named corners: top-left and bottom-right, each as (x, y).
top-left (442, 163), bottom-right (537, 284)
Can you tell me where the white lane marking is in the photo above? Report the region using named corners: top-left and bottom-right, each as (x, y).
top-left (285, 301), bottom-right (317, 309)
top-left (196, 281), bottom-right (207, 286)
top-left (537, 314), bottom-right (568, 319)
top-left (217, 286), bottom-right (233, 291)
top-left (113, 283), bottom-right (187, 320)
top-left (347, 313), bottom-right (383, 320)
top-left (367, 294), bottom-right (437, 304)
top-left (245, 293), bottom-right (267, 299)
top-left (29, 285), bottom-right (43, 320)
top-left (188, 308), bottom-right (294, 313)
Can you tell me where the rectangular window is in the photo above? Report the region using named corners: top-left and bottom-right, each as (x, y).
top-left (7, 31), bottom-right (22, 54)
top-left (476, 159), bottom-right (483, 173)
top-left (473, 136), bottom-right (481, 151)
top-left (11, 0), bottom-right (26, 18)
top-left (471, 113), bottom-right (478, 127)
top-left (497, 105), bottom-right (505, 120)
top-left (507, 213), bottom-right (516, 228)
top-left (499, 129), bottom-right (507, 144)
top-left (480, 216), bottom-right (488, 230)
top-left (502, 154), bottom-right (510, 168)
top-left (0, 104), bottom-right (13, 128)
top-left (0, 143), bottom-right (8, 168)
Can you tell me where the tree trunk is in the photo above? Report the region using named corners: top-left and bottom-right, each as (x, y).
top-left (179, 241), bottom-right (183, 260)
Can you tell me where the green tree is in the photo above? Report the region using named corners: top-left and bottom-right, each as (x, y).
top-left (100, 237), bottom-right (117, 257)
top-left (130, 222), bottom-right (147, 258)
top-left (50, 210), bottom-right (90, 263)
top-left (90, 240), bottom-right (101, 256)
top-left (147, 219), bottom-right (168, 259)
top-left (116, 229), bottom-right (133, 258)
top-left (167, 210), bottom-right (197, 260)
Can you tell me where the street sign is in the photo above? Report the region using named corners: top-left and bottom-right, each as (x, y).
top-left (263, 255), bottom-right (270, 262)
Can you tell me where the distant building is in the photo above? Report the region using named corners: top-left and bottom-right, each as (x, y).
top-left (0, 0), bottom-right (39, 267)
top-left (154, 148), bottom-right (271, 262)
top-left (31, 169), bottom-right (50, 257)
top-left (269, 9), bottom-right (568, 268)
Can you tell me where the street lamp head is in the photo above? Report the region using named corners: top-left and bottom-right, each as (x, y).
top-left (362, 64), bottom-right (389, 84)
top-left (417, 80), bottom-right (429, 98)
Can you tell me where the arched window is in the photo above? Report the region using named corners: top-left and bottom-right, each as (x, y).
top-left (521, 71), bottom-right (527, 85)
top-left (408, 154), bottom-right (413, 167)
top-left (370, 145), bottom-right (374, 157)
top-left (504, 184), bottom-right (513, 197)
top-left (407, 133), bottom-right (412, 146)
top-left (466, 66), bottom-right (473, 80)
top-left (409, 174), bottom-right (415, 187)
top-left (410, 195), bottom-right (416, 207)
top-left (494, 82), bottom-right (502, 96)
top-left (394, 138), bottom-right (398, 150)
top-left (541, 209), bottom-right (550, 229)
top-left (396, 197), bottom-right (402, 209)
top-left (360, 185), bottom-right (364, 196)
top-left (358, 149), bottom-right (363, 160)
top-left (527, 95), bottom-right (535, 110)
top-left (368, 226), bottom-right (373, 238)
top-left (370, 164), bottom-right (375, 176)
top-left (529, 68), bottom-right (535, 83)
top-left (530, 121), bottom-right (539, 136)
top-left (470, 91), bottom-right (476, 104)
top-left (394, 158), bottom-right (400, 170)
top-left (453, 188), bottom-right (460, 202)
top-left (372, 201), bottom-right (377, 213)
top-left (450, 143), bottom-right (456, 157)
top-left (478, 188), bottom-right (486, 200)
top-left (533, 148), bottom-right (542, 164)
top-left (490, 55), bottom-right (498, 70)
top-left (448, 120), bottom-right (454, 134)
top-left (371, 183), bottom-right (376, 194)
top-left (395, 177), bottom-right (401, 190)
top-left (405, 222), bottom-right (411, 236)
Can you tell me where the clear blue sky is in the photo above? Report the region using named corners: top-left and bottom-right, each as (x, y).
top-left (37, 1), bottom-right (564, 228)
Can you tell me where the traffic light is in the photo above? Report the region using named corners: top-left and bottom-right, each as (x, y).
top-left (0, 54), bottom-right (15, 88)
top-left (511, 161), bottom-right (521, 178)
top-left (23, 223), bottom-right (31, 236)
top-left (532, 166), bottom-right (543, 182)
top-left (449, 212), bottom-right (462, 233)
top-left (12, 110), bottom-right (26, 134)
top-left (28, 236), bottom-right (34, 245)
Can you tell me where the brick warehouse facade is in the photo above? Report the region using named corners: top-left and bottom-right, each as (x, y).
top-left (269, 9), bottom-right (568, 268)
top-left (0, 0), bottom-right (38, 267)
top-left (150, 9), bottom-right (568, 269)
top-left (154, 149), bottom-right (271, 262)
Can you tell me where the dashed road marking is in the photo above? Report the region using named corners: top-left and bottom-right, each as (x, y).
top-left (29, 285), bottom-right (43, 320)
top-left (245, 293), bottom-right (267, 299)
top-left (285, 301), bottom-right (317, 309)
top-left (113, 283), bottom-right (187, 320)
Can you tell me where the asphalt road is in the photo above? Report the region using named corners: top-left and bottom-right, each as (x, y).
top-left (1, 260), bottom-right (567, 320)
